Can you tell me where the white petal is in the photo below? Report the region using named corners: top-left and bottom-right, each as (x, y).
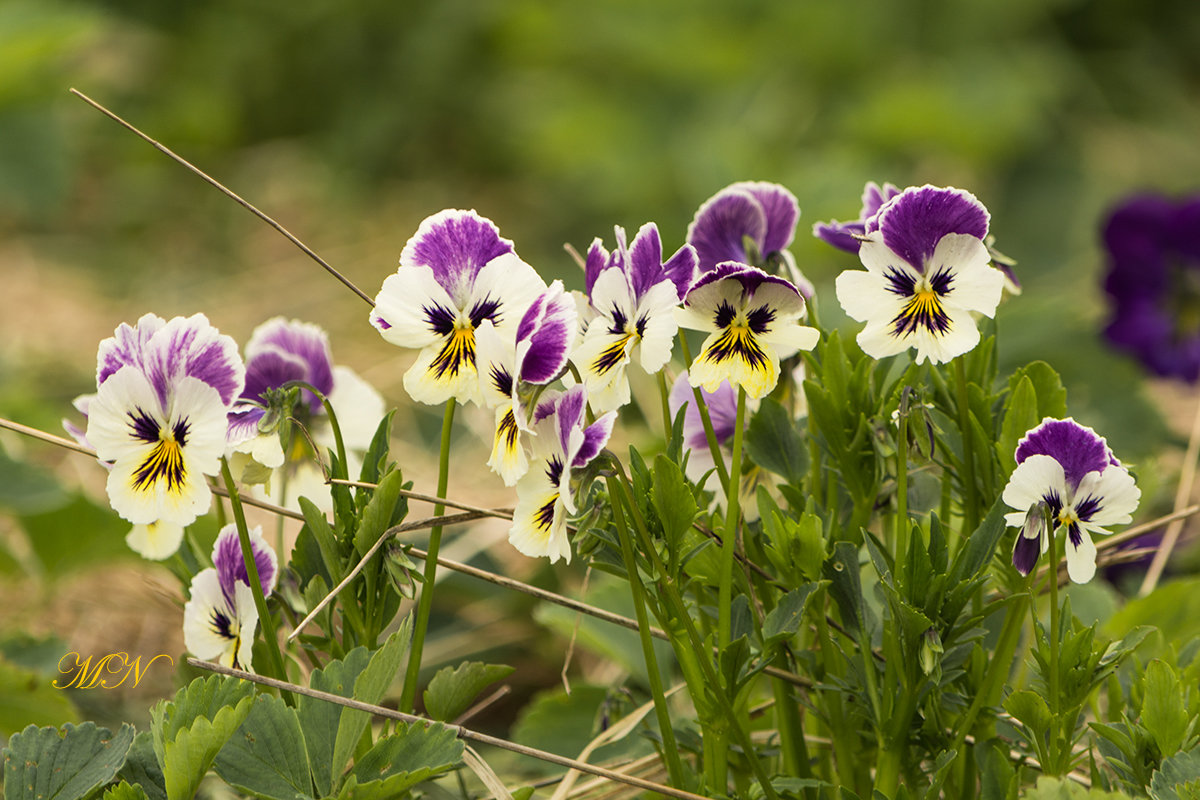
top-left (1002, 455), bottom-right (1067, 513)
top-left (371, 266), bottom-right (454, 348)
top-left (184, 570), bottom-right (259, 670)
top-left (908, 304), bottom-right (981, 365)
top-left (469, 253), bottom-right (547, 333)
top-left (856, 235), bottom-right (903, 276)
top-left (403, 340), bottom-right (484, 407)
top-left (509, 465), bottom-right (571, 564)
top-left (931, 234), bottom-right (1004, 316)
top-left (835, 268), bottom-right (905, 325)
top-left (1064, 528), bottom-right (1098, 584)
top-left (126, 520), bottom-right (184, 560)
top-left (474, 319), bottom-right (517, 409)
top-left (589, 267), bottom-right (635, 321)
top-left (634, 281), bottom-right (681, 373)
top-left (855, 319), bottom-right (915, 361)
top-left (763, 323), bottom-right (820, 360)
top-left (1075, 466), bottom-right (1140, 528)
top-left (690, 330), bottom-right (781, 401)
top-left (488, 405), bottom-right (529, 486)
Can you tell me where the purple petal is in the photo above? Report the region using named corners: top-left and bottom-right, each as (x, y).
top-left (226, 404), bottom-right (266, 446)
top-left (573, 411), bottom-right (615, 468)
top-left (246, 318), bottom-right (335, 407)
top-left (1012, 525), bottom-right (1042, 576)
top-left (685, 261), bottom-right (802, 305)
top-left (584, 238), bottom-right (610, 298)
top-left (97, 313), bottom-right (167, 387)
top-left (517, 283), bottom-right (576, 385)
top-left (131, 314), bottom-right (245, 409)
top-left (741, 182), bottom-right (800, 256)
top-left (860, 181), bottom-right (901, 224)
top-left (213, 524), bottom-right (277, 607)
top-left (668, 371), bottom-right (737, 450)
top-left (627, 223), bottom-right (665, 300)
top-left (813, 220), bottom-right (867, 254)
top-left (242, 349), bottom-right (311, 408)
top-left (687, 188), bottom-right (766, 272)
top-left (1015, 418), bottom-right (1118, 491)
top-left (876, 185), bottom-right (990, 272)
top-left (662, 241), bottom-right (699, 301)
top-left (554, 386), bottom-right (589, 455)
top-left (400, 209), bottom-right (515, 296)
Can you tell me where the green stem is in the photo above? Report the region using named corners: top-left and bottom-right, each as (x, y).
top-left (605, 474), bottom-right (688, 789)
top-left (657, 371), bottom-right (674, 444)
top-left (220, 459), bottom-right (292, 703)
top-left (678, 333), bottom-right (731, 489)
top-left (399, 400), bottom-right (456, 713)
top-left (1047, 528), bottom-right (1062, 773)
top-left (895, 410), bottom-right (909, 557)
top-left (718, 387), bottom-right (747, 650)
top-left (954, 358), bottom-right (980, 534)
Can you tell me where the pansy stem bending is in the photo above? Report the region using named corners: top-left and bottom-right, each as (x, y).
top-left (219, 457), bottom-right (292, 703)
top-left (400, 399), bottom-right (456, 713)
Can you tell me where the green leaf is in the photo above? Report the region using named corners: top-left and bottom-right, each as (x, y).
top-left (0, 657), bottom-right (79, 735)
top-left (998, 375), bottom-right (1038, 474)
top-left (357, 410), bottom-right (396, 487)
top-left (511, 686), bottom-right (609, 767)
top-left (1021, 775), bottom-right (1136, 798)
top-left (1142, 660), bottom-right (1189, 758)
top-left (975, 737), bottom-right (1016, 800)
top-left (948, 496), bottom-right (1008, 587)
top-left (150, 675), bottom-right (255, 800)
top-left (116, 731), bottom-right (166, 800)
top-left (823, 542), bottom-right (870, 636)
top-left (214, 694), bottom-right (313, 800)
top-left (331, 625), bottom-right (410, 791)
top-left (297, 646), bottom-right (372, 798)
top-left (102, 783), bottom-right (151, 800)
top-left (2, 722), bottom-right (135, 800)
top-left (1105, 579), bottom-right (1200, 653)
top-left (0, 445), bottom-right (68, 515)
top-left (745, 397), bottom-right (808, 485)
top-left (1004, 690), bottom-right (1051, 739)
top-left (762, 584), bottom-right (821, 647)
top-left (1017, 361), bottom-right (1069, 421)
top-left (346, 721), bottom-right (462, 791)
top-left (1151, 746), bottom-right (1200, 800)
top-left (650, 454), bottom-right (699, 551)
top-left (423, 661), bottom-right (515, 722)
top-left (19, 494), bottom-right (132, 579)
top-left (354, 468), bottom-right (405, 556)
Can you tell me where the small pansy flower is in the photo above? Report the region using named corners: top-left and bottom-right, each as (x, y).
top-left (574, 223), bottom-right (696, 412)
top-left (370, 209), bottom-right (545, 406)
top-left (476, 281), bottom-right (578, 485)
top-left (813, 181), bottom-right (900, 253)
top-left (676, 262), bottom-right (819, 400)
top-left (835, 185), bottom-right (1006, 365)
top-left (183, 524), bottom-right (278, 671)
top-left (510, 386), bottom-right (615, 564)
top-left (227, 317), bottom-right (385, 509)
top-left (1002, 418), bottom-right (1140, 584)
top-left (84, 313), bottom-right (245, 547)
top-left (687, 181), bottom-right (815, 296)
top-left (1102, 193), bottom-right (1200, 382)
top-left (667, 371), bottom-right (740, 485)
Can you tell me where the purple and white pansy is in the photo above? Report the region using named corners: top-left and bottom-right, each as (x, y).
top-left (1002, 418), bottom-right (1140, 584)
top-left (574, 223), bottom-right (697, 412)
top-left (687, 181), bottom-right (815, 297)
top-left (370, 209), bottom-right (546, 407)
top-left (510, 386), bottom-right (615, 564)
top-left (476, 281), bottom-right (578, 485)
top-left (667, 371), bottom-right (741, 485)
top-left (813, 181), bottom-right (900, 254)
top-left (676, 262), bottom-right (819, 400)
top-left (183, 524), bottom-right (278, 671)
top-left (85, 313), bottom-right (245, 546)
top-left (834, 185), bottom-right (1006, 365)
top-left (226, 318), bottom-right (384, 508)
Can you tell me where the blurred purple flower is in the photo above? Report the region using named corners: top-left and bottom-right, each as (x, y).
top-left (1102, 193), bottom-right (1200, 382)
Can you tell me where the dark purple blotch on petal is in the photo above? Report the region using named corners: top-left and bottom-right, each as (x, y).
top-left (518, 290), bottom-right (574, 385)
top-left (876, 185), bottom-right (989, 272)
top-left (574, 411), bottom-right (615, 468)
top-left (1012, 525), bottom-right (1042, 576)
top-left (243, 350), bottom-right (311, 411)
top-left (214, 526), bottom-right (276, 609)
top-left (1015, 418), bottom-right (1116, 490)
top-left (250, 321), bottom-right (335, 402)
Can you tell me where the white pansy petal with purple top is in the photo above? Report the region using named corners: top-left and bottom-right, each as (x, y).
top-left (97, 313), bottom-right (167, 386)
top-left (183, 568), bottom-right (259, 671)
top-left (1014, 417), bottom-right (1118, 490)
top-left (213, 523), bottom-right (278, 604)
top-left (400, 209), bottom-right (515, 302)
top-left (371, 266), bottom-right (455, 347)
top-left (876, 185), bottom-right (990, 270)
top-left (517, 281), bottom-right (577, 385)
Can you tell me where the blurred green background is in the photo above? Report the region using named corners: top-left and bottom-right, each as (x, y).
top-left (2, 0), bottom-right (1199, 737)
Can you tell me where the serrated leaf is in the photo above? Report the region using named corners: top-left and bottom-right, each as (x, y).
top-left (650, 454), bottom-right (698, 551)
top-left (1004, 690), bottom-right (1051, 737)
top-left (1142, 660), bottom-right (1189, 758)
top-left (762, 584), bottom-right (820, 647)
top-left (214, 694), bottom-right (313, 800)
top-left (102, 782), bottom-right (151, 800)
top-left (745, 397), bottom-right (808, 485)
top-left (948, 496), bottom-right (1008, 587)
top-left (1151, 746), bottom-right (1200, 800)
top-left (331, 624), bottom-right (410, 791)
top-left (116, 731), bottom-right (166, 800)
top-left (823, 542), bottom-right (869, 636)
top-left (150, 675), bottom-right (255, 800)
top-left (2, 722), bottom-right (135, 800)
top-left (1022, 775), bottom-right (1135, 798)
top-left (423, 661), bottom-right (515, 722)
top-left (349, 721), bottom-right (462, 787)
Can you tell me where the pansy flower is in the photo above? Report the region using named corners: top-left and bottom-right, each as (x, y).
top-left (1002, 418), bottom-right (1140, 584)
top-left (676, 262), bottom-right (819, 400)
top-left (370, 209), bottom-right (545, 406)
top-left (835, 185), bottom-right (1006, 365)
top-left (85, 314), bottom-right (245, 544)
top-left (813, 181), bottom-right (900, 253)
top-left (183, 524), bottom-right (278, 671)
top-left (227, 317), bottom-right (385, 509)
top-left (573, 223), bottom-right (696, 412)
top-left (687, 181), bottom-right (814, 296)
top-left (476, 281), bottom-right (578, 485)
top-left (1102, 193), bottom-right (1200, 382)
top-left (510, 386), bottom-right (615, 564)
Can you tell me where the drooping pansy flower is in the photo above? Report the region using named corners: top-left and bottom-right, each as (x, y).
top-left (573, 223), bottom-right (696, 412)
top-left (509, 386), bottom-right (615, 564)
top-left (183, 524), bottom-right (278, 671)
top-left (226, 317), bottom-right (384, 509)
top-left (834, 185), bottom-right (1006, 365)
top-left (667, 370), bottom-right (740, 484)
top-left (676, 262), bottom-right (819, 400)
top-left (1102, 193), bottom-right (1200, 382)
top-left (687, 181), bottom-right (814, 296)
top-left (813, 181), bottom-right (900, 253)
top-left (370, 209), bottom-right (545, 406)
top-left (1002, 418), bottom-right (1140, 584)
top-left (476, 281), bottom-right (578, 485)
top-left (84, 313), bottom-right (245, 548)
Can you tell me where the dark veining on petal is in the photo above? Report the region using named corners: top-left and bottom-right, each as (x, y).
top-left (592, 332), bottom-right (634, 376)
top-left (131, 415), bottom-right (189, 495)
top-left (703, 325), bottom-right (769, 370)
top-left (210, 608), bottom-right (234, 640)
top-left (889, 265), bottom-right (954, 338)
top-left (712, 300), bottom-right (738, 330)
top-left (424, 304), bottom-right (457, 336)
top-left (470, 295), bottom-right (503, 327)
top-left (545, 455), bottom-right (564, 488)
top-left (534, 494), bottom-right (558, 533)
top-left (746, 305), bottom-right (775, 334)
top-left (1074, 494), bottom-right (1102, 522)
top-left (490, 365), bottom-right (513, 397)
top-left (607, 306), bottom-right (628, 336)
top-left (497, 407), bottom-right (519, 452)
top-left (129, 408), bottom-right (160, 443)
top-left (429, 327), bottom-right (476, 379)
